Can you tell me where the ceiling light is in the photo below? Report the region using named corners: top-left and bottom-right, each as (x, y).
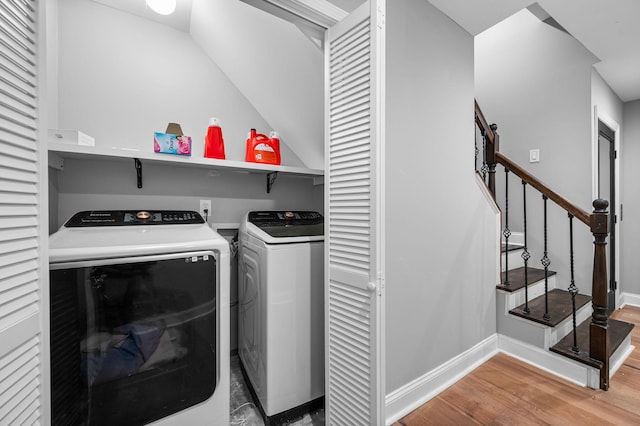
top-left (146, 0), bottom-right (177, 16)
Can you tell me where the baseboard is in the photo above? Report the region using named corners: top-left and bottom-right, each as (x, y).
top-left (620, 292), bottom-right (640, 308)
top-left (498, 334), bottom-right (594, 387)
top-left (384, 334), bottom-right (498, 425)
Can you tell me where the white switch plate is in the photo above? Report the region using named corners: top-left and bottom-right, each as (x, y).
top-left (529, 149), bottom-right (540, 163)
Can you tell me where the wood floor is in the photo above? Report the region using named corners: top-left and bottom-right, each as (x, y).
top-left (395, 305), bottom-right (640, 425)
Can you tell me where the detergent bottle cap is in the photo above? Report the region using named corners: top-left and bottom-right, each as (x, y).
top-left (269, 131), bottom-right (279, 139)
top-left (208, 117), bottom-right (221, 127)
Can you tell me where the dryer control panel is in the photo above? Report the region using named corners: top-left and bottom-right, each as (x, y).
top-left (65, 210), bottom-right (205, 227)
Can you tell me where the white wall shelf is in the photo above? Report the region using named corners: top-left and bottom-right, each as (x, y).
top-left (48, 141), bottom-right (324, 192)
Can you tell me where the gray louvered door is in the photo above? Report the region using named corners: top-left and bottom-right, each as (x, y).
top-left (325, 1), bottom-right (385, 424)
top-left (0, 0), bottom-right (44, 424)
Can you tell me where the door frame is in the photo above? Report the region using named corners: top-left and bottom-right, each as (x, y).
top-left (592, 106), bottom-right (620, 311)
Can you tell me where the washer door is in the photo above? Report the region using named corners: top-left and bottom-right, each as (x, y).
top-left (238, 242), bottom-right (265, 399)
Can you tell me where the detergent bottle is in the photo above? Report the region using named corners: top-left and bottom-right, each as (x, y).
top-left (245, 128), bottom-right (281, 165)
top-left (204, 117), bottom-right (225, 159)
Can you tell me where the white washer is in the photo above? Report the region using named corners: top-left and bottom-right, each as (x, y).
top-left (238, 211), bottom-right (324, 424)
top-left (49, 210), bottom-right (230, 426)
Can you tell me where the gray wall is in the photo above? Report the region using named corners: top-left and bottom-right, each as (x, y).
top-left (51, 0), bottom-right (325, 352)
top-left (56, 0), bottom-right (304, 166)
top-left (385, 0), bottom-right (498, 394)
top-left (190, 0), bottom-right (325, 169)
top-left (50, 158), bottom-right (323, 352)
top-left (621, 100), bottom-right (640, 295)
top-left (475, 10), bottom-right (598, 296)
top-left (52, 159), bottom-right (322, 229)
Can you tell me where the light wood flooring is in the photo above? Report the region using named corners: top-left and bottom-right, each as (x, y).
top-left (395, 305), bottom-right (640, 425)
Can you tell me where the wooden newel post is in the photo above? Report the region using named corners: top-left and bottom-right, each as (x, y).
top-left (589, 198), bottom-right (610, 390)
top-left (487, 123), bottom-right (499, 196)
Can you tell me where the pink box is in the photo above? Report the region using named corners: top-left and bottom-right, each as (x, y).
top-left (154, 132), bottom-right (191, 156)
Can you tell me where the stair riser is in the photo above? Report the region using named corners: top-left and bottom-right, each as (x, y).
top-left (547, 303), bottom-right (593, 348)
top-left (501, 249), bottom-right (524, 273)
top-left (497, 290), bottom-right (591, 350)
top-left (499, 276), bottom-right (557, 311)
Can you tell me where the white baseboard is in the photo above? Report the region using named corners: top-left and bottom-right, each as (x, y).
top-left (385, 328), bottom-right (635, 424)
top-left (385, 335), bottom-right (498, 425)
top-left (497, 334), bottom-right (594, 387)
top-left (620, 292), bottom-right (640, 308)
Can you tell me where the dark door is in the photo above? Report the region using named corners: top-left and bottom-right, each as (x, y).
top-left (598, 120), bottom-right (616, 314)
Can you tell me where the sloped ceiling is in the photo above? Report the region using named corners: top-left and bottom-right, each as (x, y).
top-left (189, 0), bottom-right (325, 169)
top-left (426, 0), bottom-right (640, 102)
top-left (91, 0), bottom-right (193, 32)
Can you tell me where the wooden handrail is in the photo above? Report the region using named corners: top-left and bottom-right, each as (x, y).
top-left (495, 152), bottom-right (591, 226)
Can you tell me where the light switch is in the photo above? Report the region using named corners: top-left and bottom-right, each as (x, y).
top-left (529, 149), bottom-right (540, 163)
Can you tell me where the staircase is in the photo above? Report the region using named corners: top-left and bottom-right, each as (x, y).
top-left (475, 101), bottom-right (635, 390)
top-left (497, 245), bottom-right (633, 388)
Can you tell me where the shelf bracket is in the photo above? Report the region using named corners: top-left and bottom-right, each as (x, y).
top-left (266, 171), bottom-right (278, 193)
top-left (134, 158), bottom-right (142, 188)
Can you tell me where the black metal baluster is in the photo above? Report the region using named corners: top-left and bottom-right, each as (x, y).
top-left (503, 168), bottom-right (511, 287)
top-left (475, 117), bottom-right (480, 172)
top-left (568, 213), bottom-right (579, 353)
top-left (522, 180), bottom-right (531, 315)
top-left (481, 132), bottom-right (488, 182)
top-left (541, 195), bottom-right (551, 321)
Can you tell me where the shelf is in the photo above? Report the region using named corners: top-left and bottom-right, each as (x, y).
top-left (48, 142), bottom-right (324, 178)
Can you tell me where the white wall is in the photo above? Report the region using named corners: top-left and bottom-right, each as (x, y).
top-left (621, 100), bottom-right (640, 295)
top-left (189, 0), bottom-right (325, 169)
top-left (385, 0), bottom-right (498, 394)
top-left (592, 70), bottom-right (624, 127)
top-left (56, 0), bottom-right (303, 166)
top-left (475, 10), bottom-right (598, 296)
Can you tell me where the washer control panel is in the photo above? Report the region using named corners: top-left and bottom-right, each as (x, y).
top-left (64, 210), bottom-right (205, 227)
top-left (247, 211), bottom-right (324, 238)
top-left (248, 211), bottom-right (323, 225)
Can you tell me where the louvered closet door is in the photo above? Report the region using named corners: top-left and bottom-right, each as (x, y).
top-left (325, 1), bottom-right (385, 424)
top-left (0, 0), bottom-right (44, 424)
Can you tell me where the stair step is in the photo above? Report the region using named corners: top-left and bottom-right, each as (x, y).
top-left (501, 243), bottom-right (523, 253)
top-left (550, 318), bottom-right (635, 368)
top-left (497, 266), bottom-right (556, 292)
top-left (509, 289), bottom-right (590, 327)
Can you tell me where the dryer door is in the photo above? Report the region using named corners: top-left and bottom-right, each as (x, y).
top-left (49, 251), bottom-right (218, 426)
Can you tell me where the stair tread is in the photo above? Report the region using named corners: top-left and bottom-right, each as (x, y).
top-left (550, 318), bottom-right (635, 368)
top-left (497, 266), bottom-right (557, 292)
top-left (509, 289), bottom-right (590, 327)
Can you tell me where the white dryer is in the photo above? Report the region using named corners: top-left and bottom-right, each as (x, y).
top-left (238, 211), bottom-right (324, 424)
top-left (48, 210), bottom-right (230, 426)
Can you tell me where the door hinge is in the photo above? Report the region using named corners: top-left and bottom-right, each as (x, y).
top-left (376, 273), bottom-right (384, 296)
top-left (615, 280), bottom-right (618, 290)
top-left (615, 150), bottom-right (618, 159)
top-left (376, 5), bottom-right (385, 29)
